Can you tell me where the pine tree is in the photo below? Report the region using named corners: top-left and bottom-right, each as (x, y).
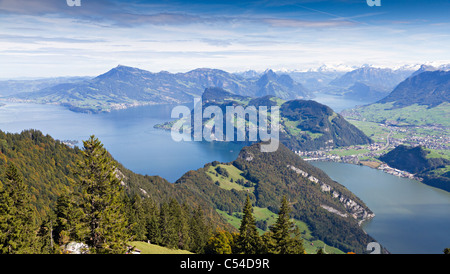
top-left (159, 202), bottom-right (177, 248)
top-left (236, 195), bottom-right (263, 254)
top-left (54, 193), bottom-right (87, 247)
top-left (0, 163), bottom-right (37, 254)
top-left (128, 195), bottom-right (147, 241)
top-left (189, 205), bottom-right (209, 253)
top-left (75, 135), bottom-right (130, 254)
top-left (36, 213), bottom-right (56, 254)
top-left (260, 231), bottom-right (277, 254)
top-left (144, 198), bottom-right (160, 245)
top-left (270, 196), bottom-right (305, 254)
top-left (178, 203), bottom-right (192, 250)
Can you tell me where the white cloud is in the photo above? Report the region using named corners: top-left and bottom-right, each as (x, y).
top-left (0, 1), bottom-right (449, 77)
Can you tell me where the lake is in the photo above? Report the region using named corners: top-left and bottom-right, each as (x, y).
top-left (0, 102), bottom-right (244, 182)
top-left (0, 99), bottom-right (449, 254)
top-left (311, 161), bottom-right (450, 254)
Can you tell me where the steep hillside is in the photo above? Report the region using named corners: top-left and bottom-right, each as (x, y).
top-left (279, 99), bottom-right (373, 151)
top-left (175, 142), bottom-right (377, 253)
top-left (0, 129), bottom-right (230, 229)
top-left (379, 145), bottom-right (450, 192)
top-left (377, 70), bottom-right (450, 108)
top-left (342, 70), bottom-right (450, 127)
top-left (158, 87), bottom-right (372, 151)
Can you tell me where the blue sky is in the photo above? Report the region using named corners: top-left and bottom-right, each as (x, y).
top-left (0, 0), bottom-right (449, 78)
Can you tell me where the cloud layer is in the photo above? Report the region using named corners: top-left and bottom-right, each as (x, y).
top-left (0, 0), bottom-right (449, 77)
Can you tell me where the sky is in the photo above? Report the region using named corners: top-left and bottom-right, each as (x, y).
top-left (0, 0), bottom-right (449, 78)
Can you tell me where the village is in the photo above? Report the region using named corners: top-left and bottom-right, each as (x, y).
top-left (294, 123), bottom-right (449, 181)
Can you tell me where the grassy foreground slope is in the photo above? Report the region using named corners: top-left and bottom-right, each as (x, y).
top-left (130, 241), bottom-right (193, 254)
top-left (215, 208), bottom-right (345, 254)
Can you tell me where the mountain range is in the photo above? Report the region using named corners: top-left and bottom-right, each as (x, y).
top-left (341, 68), bottom-right (449, 193)
top-left (323, 66), bottom-right (415, 101)
top-left (7, 66), bottom-right (312, 113)
top-left (4, 63), bottom-right (449, 113)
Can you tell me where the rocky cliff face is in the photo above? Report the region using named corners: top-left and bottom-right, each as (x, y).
top-left (287, 164), bottom-right (374, 224)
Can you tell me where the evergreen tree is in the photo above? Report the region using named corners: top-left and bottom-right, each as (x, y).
top-left (75, 135), bottom-right (130, 254)
top-left (128, 195), bottom-right (147, 241)
top-left (54, 194), bottom-right (87, 247)
top-left (236, 195), bottom-right (263, 254)
top-left (189, 205), bottom-right (209, 253)
top-left (144, 199), bottom-right (160, 245)
top-left (260, 231), bottom-right (277, 254)
top-left (178, 203), bottom-right (192, 250)
top-left (270, 196), bottom-right (305, 254)
top-left (0, 163), bottom-right (37, 254)
top-left (36, 213), bottom-right (56, 254)
top-left (159, 202), bottom-right (177, 248)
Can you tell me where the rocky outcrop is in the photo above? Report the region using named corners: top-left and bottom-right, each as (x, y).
top-left (288, 164), bottom-right (375, 224)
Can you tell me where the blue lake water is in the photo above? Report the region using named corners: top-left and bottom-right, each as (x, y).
top-left (310, 161), bottom-right (450, 254)
top-left (0, 102), bottom-right (244, 182)
top-left (0, 100), bottom-right (449, 254)
top-left (311, 93), bottom-right (373, 112)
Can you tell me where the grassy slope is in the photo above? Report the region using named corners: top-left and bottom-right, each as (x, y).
top-left (346, 102), bottom-right (450, 127)
top-left (205, 164), bottom-right (254, 192)
top-left (130, 241), bottom-right (193, 254)
top-left (344, 102), bottom-right (450, 177)
top-left (216, 208), bottom-right (344, 254)
top-left (210, 162), bottom-right (346, 254)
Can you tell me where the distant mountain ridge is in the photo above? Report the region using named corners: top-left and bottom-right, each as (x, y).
top-left (329, 66), bottom-right (413, 91)
top-left (325, 66), bottom-right (415, 101)
top-left (0, 76), bottom-right (91, 97)
top-left (10, 65), bottom-right (312, 113)
top-left (377, 70), bottom-right (450, 107)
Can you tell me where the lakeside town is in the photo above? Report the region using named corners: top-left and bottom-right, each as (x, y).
top-left (295, 123), bottom-right (450, 181)
top-left (295, 147), bottom-right (422, 181)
